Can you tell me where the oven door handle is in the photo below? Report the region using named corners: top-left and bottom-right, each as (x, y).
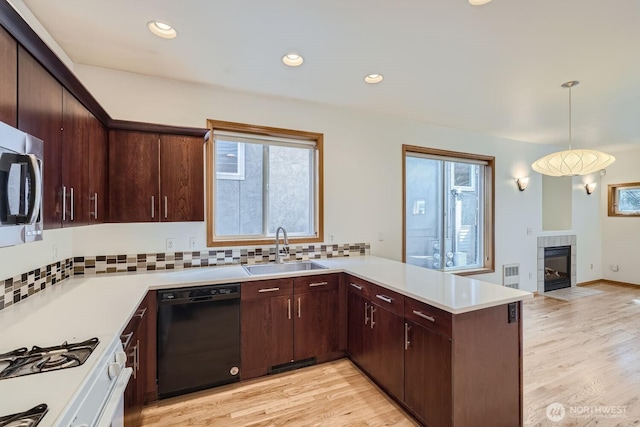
top-left (26, 155), bottom-right (42, 225)
top-left (95, 366), bottom-right (132, 427)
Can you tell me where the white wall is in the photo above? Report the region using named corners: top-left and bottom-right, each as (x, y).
top-left (0, 60), bottom-right (606, 292)
top-left (67, 64), bottom-right (602, 292)
top-left (600, 147), bottom-right (640, 285)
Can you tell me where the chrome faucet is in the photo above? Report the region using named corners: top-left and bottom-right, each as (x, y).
top-left (275, 226), bottom-right (289, 264)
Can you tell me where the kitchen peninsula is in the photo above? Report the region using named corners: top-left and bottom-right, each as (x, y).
top-left (0, 256), bottom-right (530, 427)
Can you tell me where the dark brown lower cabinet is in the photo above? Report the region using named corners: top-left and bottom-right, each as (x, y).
top-left (293, 274), bottom-right (341, 362)
top-left (240, 279), bottom-right (294, 380)
top-left (123, 293), bottom-right (152, 427)
top-left (404, 321), bottom-right (453, 427)
top-left (368, 301), bottom-right (405, 401)
top-left (241, 275), bottom-right (342, 381)
top-left (347, 275), bottom-right (523, 427)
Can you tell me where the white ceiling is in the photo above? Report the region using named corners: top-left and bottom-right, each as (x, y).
top-left (18, 0), bottom-right (640, 152)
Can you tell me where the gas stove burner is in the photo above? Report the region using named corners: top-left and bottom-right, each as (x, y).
top-left (0, 404), bottom-right (48, 427)
top-left (0, 338), bottom-right (99, 380)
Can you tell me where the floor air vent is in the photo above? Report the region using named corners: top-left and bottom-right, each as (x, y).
top-left (268, 357), bottom-right (316, 375)
top-left (503, 263), bottom-right (520, 289)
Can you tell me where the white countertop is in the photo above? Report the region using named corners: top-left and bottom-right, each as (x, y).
top-left (0, 255), bottom-right (531, 424)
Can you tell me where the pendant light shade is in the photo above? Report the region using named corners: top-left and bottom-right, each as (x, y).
top-left (532, 148), bottom-right (615, 177)
top-left (532, 81), bottom-right (615, 177)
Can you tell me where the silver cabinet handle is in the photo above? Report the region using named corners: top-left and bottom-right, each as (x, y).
top-left (309, 281), bottom-right (328, 287)
top-left (370, 305), bottom-right (376, 329)
top-left (120, 332), bottom-right (133, 349)
top-left (364, 302), bottom-right (369, 325)
top-left (413, 310), bottom-right (435, 322)
top-left (90, 192), bottom-right (98, 219)
top-left (62, 186), bottom-right (67, 221)
top-left (70, 187), bottom-right (74, 221)
top-left (288, 298), bottom-right (291, 320)
top-left (258, 287), bottom-right (280, 293)
top-left (151, 196), bottom-right (155, 218)
top-left (376, 294), bottom-right (393, 304)
top-left (135, 307), bottom-right (148, 319)
top-left (350, 283), bottom-right (363, 290)
top-left (132, 340), bottom-right (139, 379)
top-left (405, 322), bottom-right (411, 350)
top-left (164, 196), bottom-right (168, 219)
top-left (298, 297), bottom-right (301, 318)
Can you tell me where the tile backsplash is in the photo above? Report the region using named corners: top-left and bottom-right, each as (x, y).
top-left (2, 258), bottom-right (73, 311)
top-left (1, 243), bottom-right (369, 312)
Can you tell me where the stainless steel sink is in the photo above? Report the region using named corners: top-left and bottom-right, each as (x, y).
top-left (243, 261), bottom-right (327, 276)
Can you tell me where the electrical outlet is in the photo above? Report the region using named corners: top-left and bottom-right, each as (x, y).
top-left (329, 234), bottom-right (335, 242)
top-left (526, 227), bottom-right (532, 236)
top-left (52, 245), bottom-right (58, 262)
top-left (166, 238), bottom-right (176, 252)
top-left (508, 302), bottom-right (518, 323)
top-left (528, 272), bottom-right (532, 280)
top-left (378, 232), bottom-right (384, 242)
top-left (590, 263), bottom-right (593, 270)
top-left (189, 237), bottom-right (197, 250)
top-left (611, 264), bottom-right (619, 272)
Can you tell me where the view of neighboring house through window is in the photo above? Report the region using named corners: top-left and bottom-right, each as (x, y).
top-left (206, 120), bottom-right (323, 246)
top-left (403, 145), bottom-right (494, 273)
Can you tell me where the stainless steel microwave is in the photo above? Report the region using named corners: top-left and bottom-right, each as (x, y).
top-left (0, 121), bottom-right (44, 247)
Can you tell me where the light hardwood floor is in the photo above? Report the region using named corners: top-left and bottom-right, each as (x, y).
top-left (141, 282), bottom-right (640, 426)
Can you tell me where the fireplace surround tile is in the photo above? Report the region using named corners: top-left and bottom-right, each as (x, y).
top-left (537, 235), bottom-right (577, 294)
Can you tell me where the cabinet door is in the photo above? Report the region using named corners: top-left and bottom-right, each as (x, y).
top-left (87, 113), bottom-right (108, 223)
top-left (109, 130), bottom-right (159, 222)
top-left (405, 321), bottom-right (452, 427)
top-left (0, 25), bottom-right (17, 127)
top-left (240, 280), bottom-right (293, 380)
top-left (347, 289), bottom-right (368, 370)
top-left (61, 88), bottom-right (89, 226)
top-left (17, 46), bottom-right (63, 229)
top-left (159, 134), bottom-right (204, 221)
top-left (368, 303), bottom-right (405, 401)
top-left (293, 290), bottom-right (340, 361)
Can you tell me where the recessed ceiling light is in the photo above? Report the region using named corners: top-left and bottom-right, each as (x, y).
top-left (364, 74), bottom-right (384, 84)
top-left (147, 21), bottom-right (177, 39)
top-left (282, 53), bottom-right (304, 67)
top-left (468, 0), bottom-right (493, 5)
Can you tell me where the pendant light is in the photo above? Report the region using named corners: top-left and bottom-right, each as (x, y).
top-left (532, 81), bottom-right (615, 177)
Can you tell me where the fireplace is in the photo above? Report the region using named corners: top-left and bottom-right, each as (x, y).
top-left (544, 246), bottom-right (571, 292)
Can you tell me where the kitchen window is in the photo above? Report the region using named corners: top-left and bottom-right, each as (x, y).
top-left (608, 182), bottom-right (640, 216)
top-left (403, 145), bottom-right (495, 274)
top-left (206, 120), bottom-right (323, 246)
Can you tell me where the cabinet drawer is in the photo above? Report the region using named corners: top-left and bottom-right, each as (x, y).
top-left (346, 275), bottom-right (371, 299)
top-left (294, 274), bottom-right (339, 293)
top-left (241, 279), bottom-right (293, 300)
top-left (370, 284), bottom-right (404, 317)
top-left (404, 298), bottom-right (452, 339)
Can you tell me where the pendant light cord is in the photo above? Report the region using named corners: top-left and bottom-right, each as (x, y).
top-left (568, 84), bottom-right (572, 150)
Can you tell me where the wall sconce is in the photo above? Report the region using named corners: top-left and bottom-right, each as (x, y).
top-left (585, 183), bottom-right (596, 195)
top-left (516, 177), bottom-right (529, 191)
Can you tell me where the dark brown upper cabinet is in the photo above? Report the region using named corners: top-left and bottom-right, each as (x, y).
top-left (109, 130), bottom-right (203, 223)
top-left (17, 45), bottom-right (63, 229)
top-left (62, 88), bottom-right (89, 226)
top-left (0, 24), bottom-right (17, 127)
top-left (87, 112), bottom-right (108, 224)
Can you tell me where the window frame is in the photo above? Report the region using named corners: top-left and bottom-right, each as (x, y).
top-left (205, 119), bottom-right (324, 247)
top-left (608, 182), bottom-right (640, 217)
top-left (402, 145), bottom-right (495, 275)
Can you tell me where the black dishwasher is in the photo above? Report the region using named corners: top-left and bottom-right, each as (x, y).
top-left (157, 284), bottom-right (240, 398)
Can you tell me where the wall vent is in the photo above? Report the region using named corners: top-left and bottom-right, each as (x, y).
top-left (503, 263), bottom-right (520, 289)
